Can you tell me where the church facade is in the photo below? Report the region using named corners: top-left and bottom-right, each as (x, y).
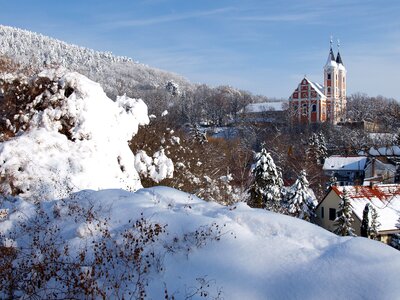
top-left (289, 43), bottom-right (347, 124)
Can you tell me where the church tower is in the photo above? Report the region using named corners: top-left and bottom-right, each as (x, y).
top-left (323, 39), bottom-right (346, 124)
top-left (288, 38), bottom-right (347, 125)
top-left (336, 40), bottom-right (347, 121)
top-left (324, 40), bottom-right (339, 123)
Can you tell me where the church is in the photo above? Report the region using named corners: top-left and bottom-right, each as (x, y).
top-left (289, 41), bottom-right (347, 124)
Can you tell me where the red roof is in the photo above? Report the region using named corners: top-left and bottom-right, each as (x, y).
top-left (331, 184), bottom-right (400, 202)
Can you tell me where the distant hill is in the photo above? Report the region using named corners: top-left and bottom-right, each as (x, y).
top-left (0, 25), bottom-right (192, 99)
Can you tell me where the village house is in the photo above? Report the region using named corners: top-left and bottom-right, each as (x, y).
top-left (323, 155), bottom-right (368, 186)
top-left (316, 184), bottom-right (400, 244)
top-left (240, 101), bottom-right (288, 125)
top-left (288, 40), bottom-right (346, 124)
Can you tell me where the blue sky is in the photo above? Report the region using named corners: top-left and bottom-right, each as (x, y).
top-left (1, 0), bottom-right (399, 99)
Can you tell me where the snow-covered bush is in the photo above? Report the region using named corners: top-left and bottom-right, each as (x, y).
top-left (0, 68), bottom-right (149, 200)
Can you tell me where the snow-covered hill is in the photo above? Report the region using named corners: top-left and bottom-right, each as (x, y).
top-left (0, 70), bottom-right (399, 299)
top-left (0, 25), bottom-right (192, 97)
top-left (2, 186), bottom-right (400, 299)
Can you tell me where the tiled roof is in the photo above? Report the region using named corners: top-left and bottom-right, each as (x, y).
top-left (331, 185), bottom-right (400, 232)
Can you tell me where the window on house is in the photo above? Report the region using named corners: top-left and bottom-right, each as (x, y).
top-left (327, 87), bottom-right (331, 93)
top-left (302, 103), bottom-right (307, 115)
top-left (327, 73), bottom-right (331, 80)
top-left (321, 207), bottom-right (324, 219)
top-left (329, 208), bottom-right (336, 221)
top-left (312, 104), bottom-right (317, 112)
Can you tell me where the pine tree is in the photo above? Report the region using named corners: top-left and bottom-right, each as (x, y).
top-left (360, 203), bottom-right (370, 238)
top-left (248, 144), bottom-right (283, 210)
top-left (334, 189), bottom-right (356, 236)
top-left (306, 132), bottom-right (328, 165)
top-left (317, 132), bottom-right (328, 164)
top-left (306, 133), bottom-right (319, 163)
top-left (286, 170), bottom-right (316, 221)
top-left (189, 123), bottom-right (208, 145)
top-left (369, 206), bottom-right (380, 240)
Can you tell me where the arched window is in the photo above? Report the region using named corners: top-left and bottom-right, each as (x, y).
top-left (302, 103), bottom-right (307, 115)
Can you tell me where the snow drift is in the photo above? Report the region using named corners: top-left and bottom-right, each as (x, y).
top-left (1, 187), bottom-right (400, 299)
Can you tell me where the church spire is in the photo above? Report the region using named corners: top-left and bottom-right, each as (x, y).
top-left (336, 39), bottom-right (344, 65)
top-left (329, 36), bottom-right (336, 61)
top-left (325, 36), bottom-right (337, 68)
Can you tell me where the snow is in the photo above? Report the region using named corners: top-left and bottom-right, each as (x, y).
top-left (333, 185), bottom-right (400, 232)
top-left (1, 69), bottom-right (399, 299)
top-left (0, 69), bottom-right (149, 199)
top-left (323, 156), bottom-right (368, 171)
top-left (367, 146), bottom-right (400, 156)
top-left (309, 80), bottom-right (326, 98)
top-left (244, 101), bottom-right (287, 113)
top-left (1, 187), bottom-right (400, 299)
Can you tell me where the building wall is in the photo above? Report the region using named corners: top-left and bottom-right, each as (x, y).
top-left (316, 190), bottom-right (361, 235)
top-left (289, 78), bottom-right (326, 124)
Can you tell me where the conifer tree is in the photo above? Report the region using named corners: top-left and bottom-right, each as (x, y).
top-left (334, 189), bottom-right (356, 236)
top-left (248, 144), bottom-right (283, 210)
top-left (317, 132), bottom-right (328, 164)
top-left (360, 203), bottom-right (370, 238)
top-left (306, 133), bottom-right (319, 163)
top-left (286, 170), bottom-right (316, 221)
top-left (306, 132), bottom-right (328, 165)
top-left (189, 123), bottom-right (208, 145)
top-left (390, 216), bottom-right (400, 250)
top-left (369, 206), bottom-right (380, 240)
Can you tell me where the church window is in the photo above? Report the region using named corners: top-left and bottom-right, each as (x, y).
top-left (312, 104), bottom-right (317, 112)
top-left (327, 87), bottom-right (331, 93)
top-left (302, 103), bottom-right (307, 115)
top-left (327, 73), bottom-right (331, 80)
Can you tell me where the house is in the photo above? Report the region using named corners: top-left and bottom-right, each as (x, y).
top-left (336, 120), bottom-right (382, 133)
top-left (323, 156), bottom-right (368, 186)
top-left (240, 101), bottom-right (288, 125)
top-left (359, 146), bottom-right (400, 183)
top-left (364, 157), bottom-right (399, 184)
top-left (316, 184), bottom-right (400, 244)
top-left (288, 40), bottom-right (346, 124)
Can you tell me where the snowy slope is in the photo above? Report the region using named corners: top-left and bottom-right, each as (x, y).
top-left (1, 186), bottom-right (399, 299)
top-left (0, 25), bottom-right (192, 97)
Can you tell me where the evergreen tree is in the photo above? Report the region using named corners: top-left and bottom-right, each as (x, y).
top-left (248, 144), bottom-right (283, 210)
top-left (317, 132), bottom-right (328, 164)
top-left (360, 203), bottom-right (370, 238)
top-left (390, 216), bottom-right (400, 250)
top-left (369, 206), bottom-right (380, 240)
top-left (306, 132), bottom-right (328, 165)
top-left (189, 123), bottom-right (208, 145)
top-left (334, 189), bottom-right (356, 236)
top-left (286, 170), bottom-right (316, 221)
top-left (306, 133), bottom-right (319, 163)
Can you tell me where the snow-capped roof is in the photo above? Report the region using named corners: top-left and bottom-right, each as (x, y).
top-left (367, 146), bottom-right (400, 156)
top-left (325, 48), bottom-right (337, 69)
top-left (323, 156), bottom-right (368, 171)
top-left (308, 80), bottom-right (325, 98)
top-left (244, 101), bottom-right (287, 113)
top-left (332, 185), bottom-right (400, 232)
